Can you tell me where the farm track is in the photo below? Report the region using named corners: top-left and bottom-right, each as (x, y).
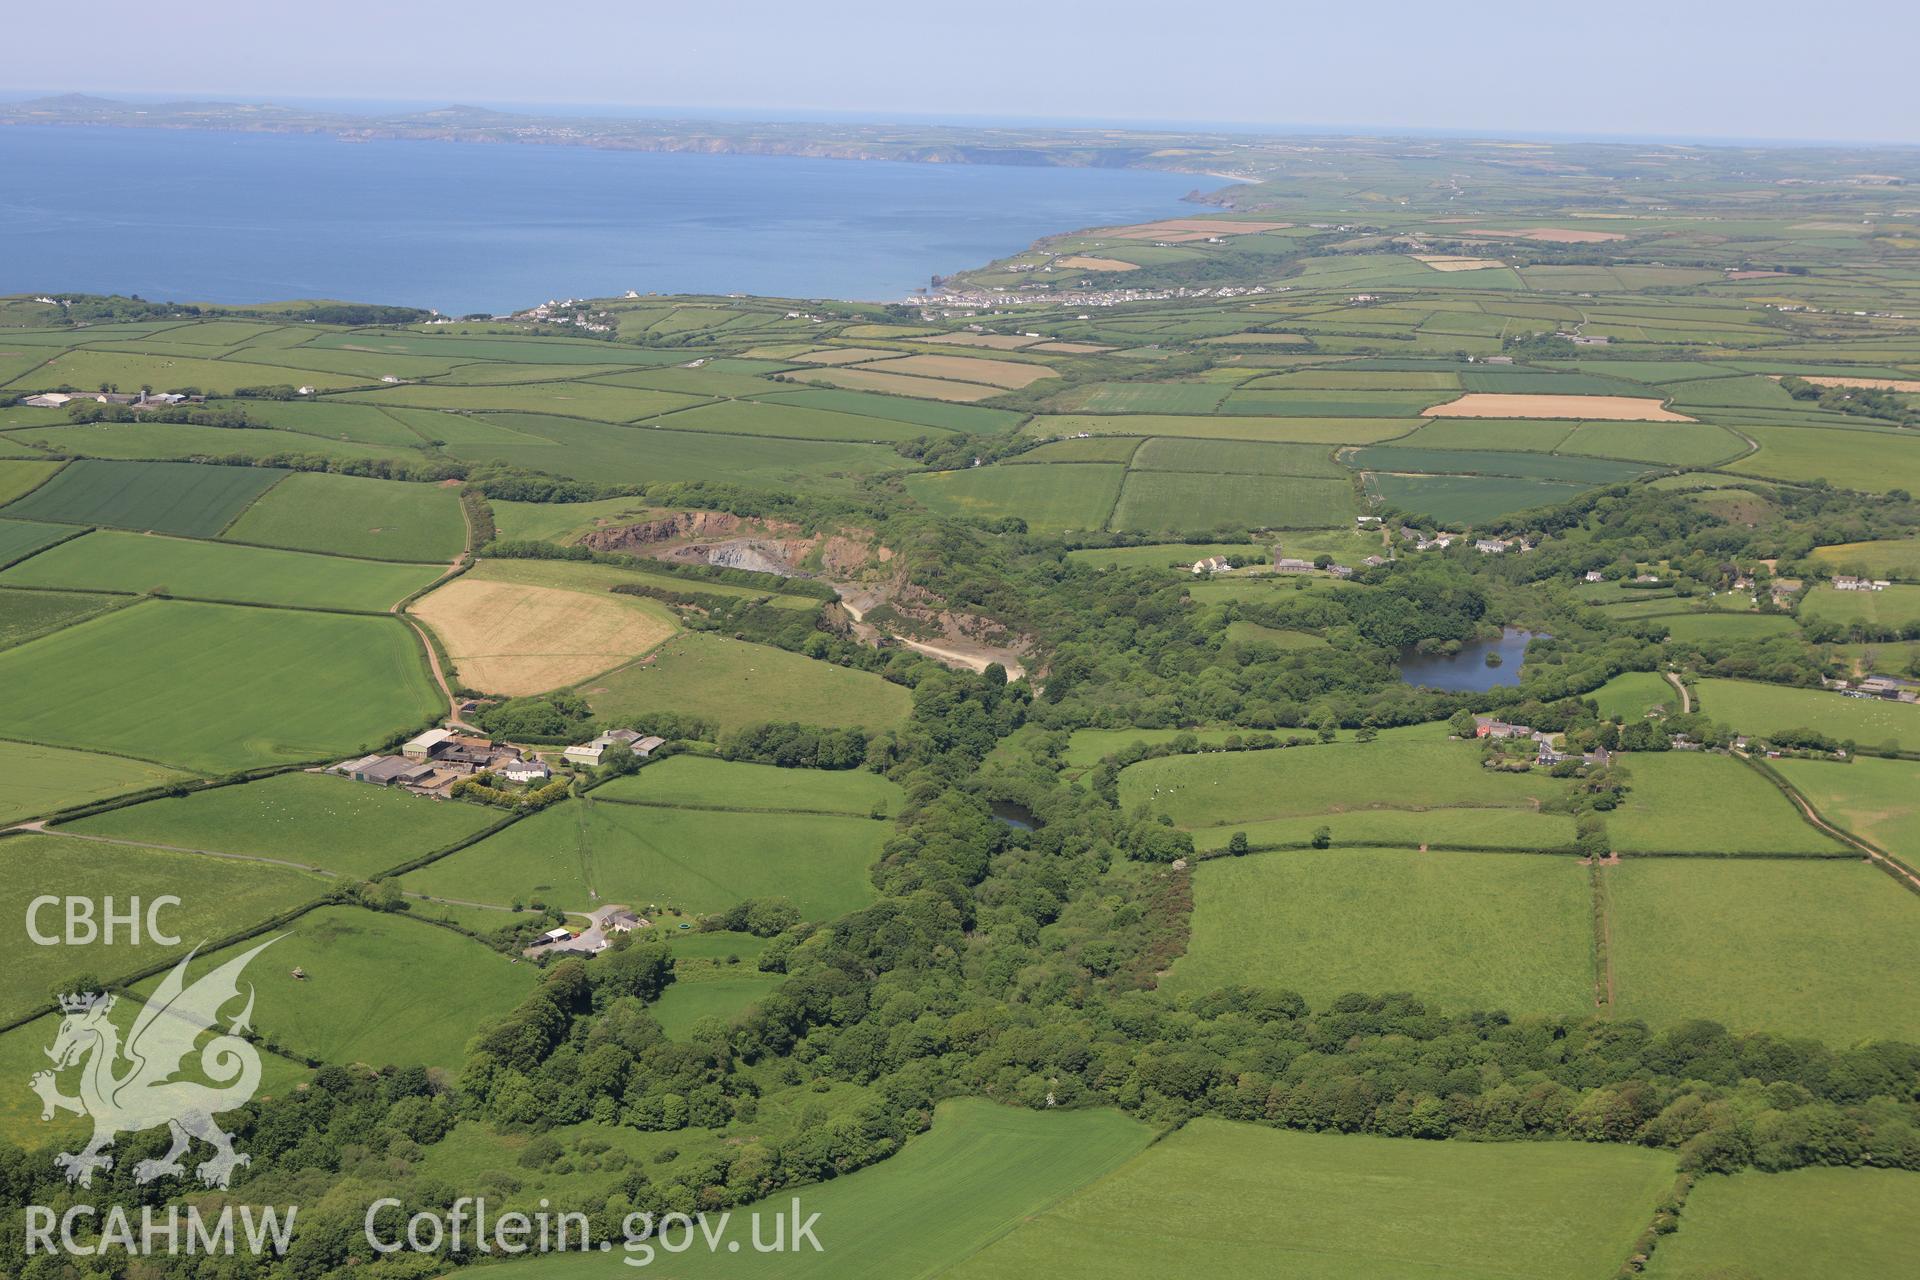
top-left (14, 823), bottom-right (335, 875)
top-left (397, 545), bottom-right (473, 729)
top-left (1664, 671), bottom-right (1692, 713)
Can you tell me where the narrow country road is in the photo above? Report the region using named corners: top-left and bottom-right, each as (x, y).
top-left (1664, 671), bottom-right (1692, 714)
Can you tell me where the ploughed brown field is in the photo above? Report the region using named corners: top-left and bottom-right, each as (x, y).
top-left (413, 576), bottom-right (676, 696)
top-left (1413, 255), bottom-right (1507, 271)
top-left (1422, 393), bottom-right (1695, 421)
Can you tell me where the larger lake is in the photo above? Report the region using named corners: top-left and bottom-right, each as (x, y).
top-left (0, 126), bottom-right (1200, 314)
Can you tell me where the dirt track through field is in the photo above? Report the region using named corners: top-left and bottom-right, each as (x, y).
top-left (27, 826), bottom-right (335, 875)
top-left (1751, 756), bottom-right (1920, 894)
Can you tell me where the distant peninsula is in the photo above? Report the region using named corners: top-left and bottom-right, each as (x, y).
top-left (0, 93), bottom-right (1256, 177)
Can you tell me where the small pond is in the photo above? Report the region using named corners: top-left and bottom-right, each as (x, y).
top-left (989, 800), bottom-right (1039, 831)
top-left (1397, 627), bottom-right (1542, 692)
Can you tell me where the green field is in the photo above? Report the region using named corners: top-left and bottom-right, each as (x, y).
top-left (0, 530), bottom-right (443, 610)
top-left (1800, 582), bottom-right (1920, 631)
top-left (1726, 425), bottom-right (1920, 495)
top-left (949, 1119), bottom-right (1675, 1280)
top-left (1033, 413), bottom-right (1417, 444)
top-left (0, 600), bottom-right (443, 771)
top-left (0, 739), bottom-right (185, 825)
top-left (1366, 472), bottom-right (1590, 524)
top-left (0, 585), bottom-right (126, 650)
top-left (1810, 538), bottom-right (1920, 578)
top-left (0, 459), bottom-right (286, 536)
top-left (754, 387), bottom-right (1025, 433)
top-left (404, 796), bottom-right (886, 919)
top-left (128, 906), bottom-right (530, 1071)
top-left (1589, 671), bottom-right (1676, 720)
top-left (652, 397), bottom-right (933, 443)
top-left (598, 755), bottom-right (902, 816)
top-left (1119, 732), bottom-right (1561, 828)
top-left (220, 471), bottom-right (467, 561)
top-left (469, 554), bottom-right (820, 610)
top-left (1645, 1169), bottom-right (1920, 1280)
top-left (0, 516), bottom-right (77, 567)
top-left (1063, 381), bottom-right (1229, 413)
top-left (1223, 620), bottom-right (1331, 648)
top-left (1128, 437), bottom-right (1347, 476)
top-left (1166, 847), bottom-right (1594, 1014)
top-left (60, 771), bottom-right (500, 878)
top-left (510, 1098), bottom-right (1155, 1280)
top-left (489, 495), bottom-right (657, 543)
top-left (1606, 858), bottom-right (1920, 1043)
top-left (1695, 678), bottom-right (1920, 752)
top-left (1771, 756), bottom-right (1920, 864)
top-left (646, 971), bottom-right (784, 1037)
top-left (1350, 445), bottom-right (1648, 485)
top-left (1189, 806), bottom-right (1577, 852)
top-left (1060, 725), bottom-right (1268, 767)
top-left (0, 833), bottom-right (327, 1024)
top-left (905, 463), bottom-right (1123, 533)
top-left (335, 378), bottom-right (705, 420)
top-left (12, 349), bottom-right (366, 395)
top-left (1607, 751), bottom-right (1845, 855)
top-left (1659, 611), bottom-right (1799, 642)
top-left (1558, 420), bottom-right (1746, 466)
top-left (585, 633), bottom-right (911, 733)
top-left (0, 459), bottom-right (64, 504)
top-left (1065, 542), bottom-right (1256, 570)
top-left (0, 1010), bottom-right (309, 1150)
top-left (1111, 471), bottom-right (1355, 532)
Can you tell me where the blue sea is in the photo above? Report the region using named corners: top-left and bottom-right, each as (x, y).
top-left (0, 126), bottom-right (1201, 314)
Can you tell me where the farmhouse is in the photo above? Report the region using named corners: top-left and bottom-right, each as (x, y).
top-left (1472, 716), bottom-right (1535, 740)
top-left (1833, 575), bottom-right (1891, 591)
top-left (1272, 557), bottom-right (1315, 574)
top-left (1584, 570), bottom-right (1605, 582)
top-left (1475, 539), bottom-right (1511, 554)
top-left (502, 757), bottom-right (552, 783)
top-left (1192, 555), bottom-right (1231, 575)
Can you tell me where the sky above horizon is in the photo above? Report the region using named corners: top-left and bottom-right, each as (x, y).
top-left (9, 0), bottom-right (1918, 146)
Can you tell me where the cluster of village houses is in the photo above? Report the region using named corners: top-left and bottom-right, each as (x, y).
top-left (333, 726), bottom-right (665, 798)
top-left (1188, 520), bottom-right (1528, 579)
top-left (1832, 574), bottom-right (1893, 592)
top-left (1471, 715), bottom-right (1617, 767)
